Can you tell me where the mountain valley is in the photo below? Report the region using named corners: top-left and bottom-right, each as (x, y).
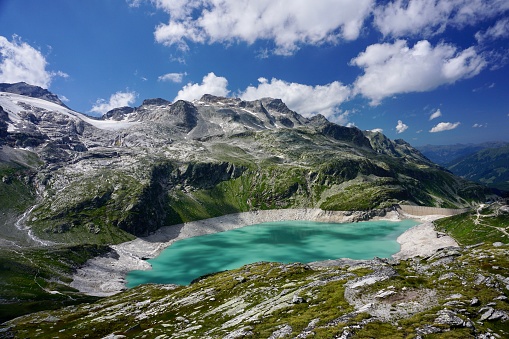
top-left (0, 83), bottom-right (507, 337)
top-left (0, 83), bottom-right (491, 246)
top-left (418, 143), bottom-right (509, 192)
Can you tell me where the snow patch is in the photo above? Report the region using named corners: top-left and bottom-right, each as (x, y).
top-left (240, 108), bottom-right (258, 116)
top-left (0, 92), bottom-right (139, 131)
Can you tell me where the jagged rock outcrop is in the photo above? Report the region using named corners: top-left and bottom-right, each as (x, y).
top-left (318, 121), bottom-right (373, 149)
top-left (141, 98), bottom-right (171, 106)
top-left (167, 100), bottom-right (198, 132)
top-left (104, 106), bottom-right (135, 121)
top-left (0, 105), bottom-right (10, 144)
top-left (364, 130), bottom-right (431, 164)
top-left (0, 82), bottom-right (67, 107)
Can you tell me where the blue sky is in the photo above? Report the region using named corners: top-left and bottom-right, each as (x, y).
top-left (1, 0), bottom-right (508, 146)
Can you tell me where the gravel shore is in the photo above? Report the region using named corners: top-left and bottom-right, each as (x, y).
top-left (392, 217), bottom-right (458, 260)
top-left (71, 209), bottom-right (457, 296)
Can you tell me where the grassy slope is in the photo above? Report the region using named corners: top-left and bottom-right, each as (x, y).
top-left (0, 165), bottom-right (34, 212)
top-left (0, 245), bottom-right (108, 323)
top-left (435, 203), bottom-right (509, 245)
top-left (26, 169), bottom-right (144, 244)
top-left (0, 158), bottom-right (113, 323)
top-left (0, 163), bottom-right (36, 241)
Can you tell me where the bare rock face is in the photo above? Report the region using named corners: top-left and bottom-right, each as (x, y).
top-left (141, 98), bottom-right (171, 106)
top-left (434, 309), bottom-right (471, 327)
top-left (0, 105), bottom-right (10, 143)
top-left (0, 82), bottom-right (67, 107)
top-left (168, 100), bottom-right (198, 132)
top-left (104, 106), bottom-right (135, 121)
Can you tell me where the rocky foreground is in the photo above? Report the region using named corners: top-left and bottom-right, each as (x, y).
top-left (3, 237), bottom-right (508, 338)
top-left (2, 208), bottom-right (508, 338)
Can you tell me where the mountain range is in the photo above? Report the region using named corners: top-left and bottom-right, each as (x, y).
top-left (0, 82), bottom-right (492, 247)
top-left (418, 143), bottom-right (509, 192)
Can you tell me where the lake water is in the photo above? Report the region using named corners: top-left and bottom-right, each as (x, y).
top-left (126, 219), bottom-right (419, 287)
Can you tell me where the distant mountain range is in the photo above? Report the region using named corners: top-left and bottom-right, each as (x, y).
top-left (417, 142), bottom-right (509, 165)
top-left (417, 142), bottom-right (509, 191)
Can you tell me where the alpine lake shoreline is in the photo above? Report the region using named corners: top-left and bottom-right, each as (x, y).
top-left (70, 208), bottom-right (458, 297)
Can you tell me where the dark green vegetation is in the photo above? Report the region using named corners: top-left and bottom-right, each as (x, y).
top-left (0, 147), bottom-right (40, 246)
top-left (0, 164), bottom-right (34, 226)
top-left (447, 146), bottom-right (509, 191)
top-left (2, 240), bottom-right (508, 338)
top-left (418, 142), bottom-right (509, 192)
top-left (0, 245), bottom-right (107, 323)
top-left (436, 203), bottom-right (509, 245)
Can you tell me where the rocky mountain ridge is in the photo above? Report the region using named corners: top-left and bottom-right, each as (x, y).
top-left (0, 82), bottom-right (68, 108)
top-left (417, 142), bottom-right (509, 166)
top-left (0, 83), bottom-right (493, 246)
top-left (446, 146), bottom-right (509, 191)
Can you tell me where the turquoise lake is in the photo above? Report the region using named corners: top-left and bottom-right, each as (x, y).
top-left (126, 219), bottom-right (419, 287)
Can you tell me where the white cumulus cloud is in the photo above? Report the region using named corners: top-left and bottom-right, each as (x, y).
top-left (90, 90), bottom-right (138, 116)
top-left (151, 0), bottom-right (373, 55)
top-left (174, 72), bottom-right (229, 101)
top-left (158, 72), bottom-right (186, 83)
top-left (0, 35), bottom-right (67, 88)
top-left (429, 121), bottom-right (461, 132)
top-left (351, 40), bottom-right (486, 105)
top-left (374, 0), bottom-right (509, 38)
top-left (429, 109), bottom-right (442, 120)
top-left (396, 120), bottom-right (408, 133)
top-left (370, 128), bottom-right (384, 133)
top-left (240, 77), bottom-right (352, 123)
